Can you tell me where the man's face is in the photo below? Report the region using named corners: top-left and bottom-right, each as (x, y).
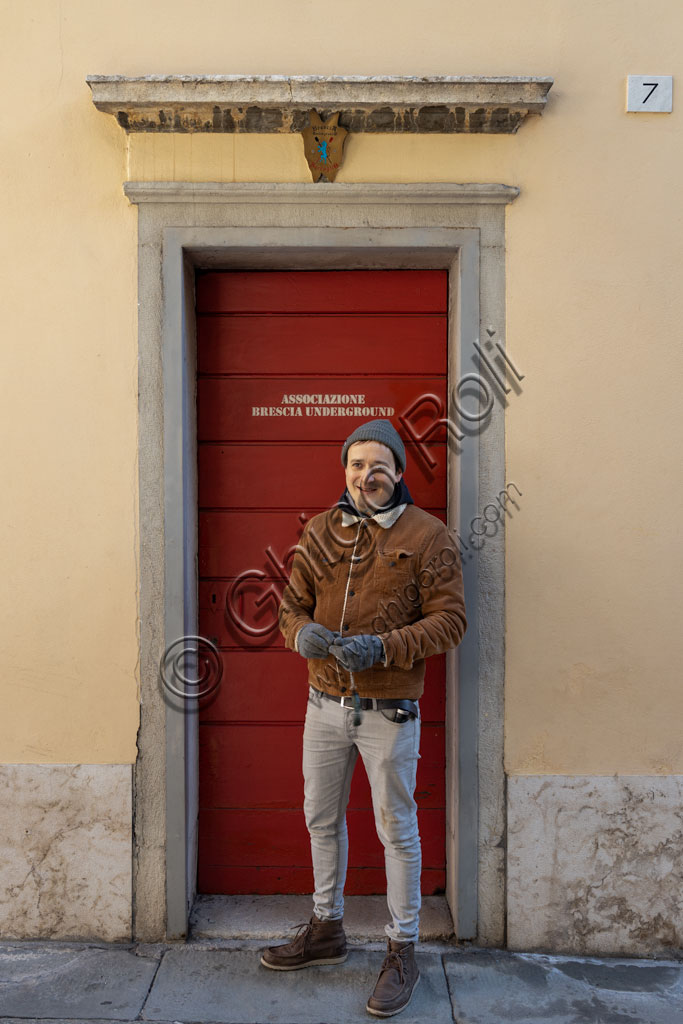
top-left (344, 440), bottom-right (402, 514)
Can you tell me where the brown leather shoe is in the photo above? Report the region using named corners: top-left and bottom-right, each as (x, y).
top-left (260, 914), bottom-right (347, 971)
top-left (366, 939), bottom-right (420, 1017)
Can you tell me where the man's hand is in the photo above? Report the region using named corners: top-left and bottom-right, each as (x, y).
top-left (329, 634), bottom-right (384, 673)
top-left (297, 623), bottom-right (341, 659)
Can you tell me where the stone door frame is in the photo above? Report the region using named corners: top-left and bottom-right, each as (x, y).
top-left (126, 182), bottom-right (515, 944)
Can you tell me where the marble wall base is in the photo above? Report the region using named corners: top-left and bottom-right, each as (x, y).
top-left (0, 764), bottom-right (132, 941)
top-left (508, 775), bottom-right (683, 956)
top-left (5, 764), bottom-right (682, 951)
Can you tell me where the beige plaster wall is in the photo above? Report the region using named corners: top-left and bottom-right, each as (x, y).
top-left (1, 0), bottom-right (682, 771)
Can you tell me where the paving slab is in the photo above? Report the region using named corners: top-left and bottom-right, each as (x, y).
top-left (0, 945), bottom-right (159, 1020)
top-left (142, 947), bottom-right (452, 1023)
top-left (443, 949), bottom-right (683, 1024)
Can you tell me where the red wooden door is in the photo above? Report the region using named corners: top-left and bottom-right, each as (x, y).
top-left (197, 270), bottom-right (448, 895)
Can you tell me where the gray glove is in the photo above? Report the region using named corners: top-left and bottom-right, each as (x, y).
top-left (297, 623), bottom-right (341, 659)
top-left (329, 635), bottom-right (384, 673)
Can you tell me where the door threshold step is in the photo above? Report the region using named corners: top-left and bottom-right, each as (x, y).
top-left (190, 894), bottom-right (454, 943)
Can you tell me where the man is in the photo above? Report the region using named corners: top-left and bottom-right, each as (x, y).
top-left (260, 419), bottom-right (467, 1018)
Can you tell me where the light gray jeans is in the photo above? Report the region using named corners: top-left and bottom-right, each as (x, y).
top-left (302, 685), bottom-right (422, 944)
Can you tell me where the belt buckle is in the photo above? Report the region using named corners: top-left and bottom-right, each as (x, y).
top-left (340, 696), bottom-right (378, 711)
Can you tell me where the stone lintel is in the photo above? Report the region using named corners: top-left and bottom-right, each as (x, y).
top-left (87, 74), bottom-right (553, 134)
top-left (122, 181), bottom-right (520, 205)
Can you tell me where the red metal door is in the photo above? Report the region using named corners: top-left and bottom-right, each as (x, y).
top-left (197, 270), bottom-right (448, 894)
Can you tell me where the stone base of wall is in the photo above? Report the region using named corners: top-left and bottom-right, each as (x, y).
top-left (6, 765), bottom-right (680, 951)
top-left (508, 775), bottom-right (683, 956)
top-left (0, 764), bottom-right (132, 941)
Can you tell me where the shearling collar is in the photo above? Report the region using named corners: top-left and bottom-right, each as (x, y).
top-left (336, 478), bottom-right (414, 530)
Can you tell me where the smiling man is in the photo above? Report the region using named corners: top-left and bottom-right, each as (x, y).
top-left (346, 439), bottom-right (397, 512)
top-left (260, 419), bottom-right (467, 1018)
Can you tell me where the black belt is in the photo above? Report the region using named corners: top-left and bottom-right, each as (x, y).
top-left (312, 688), bottom-right (418, 717)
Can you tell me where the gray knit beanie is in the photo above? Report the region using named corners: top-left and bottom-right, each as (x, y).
top-left (341, 419), bottom-right (406, 473)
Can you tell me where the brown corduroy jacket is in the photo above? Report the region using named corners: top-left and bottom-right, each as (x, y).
top-left (278, 504), bottom-right (467, 699)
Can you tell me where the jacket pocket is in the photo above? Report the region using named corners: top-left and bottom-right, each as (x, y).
top-left (371, 548), bottom-right (421, 634)
top-left (374, 548), bottom-right (416, 586)
top-left (315, 549), bottom-right (346, 586)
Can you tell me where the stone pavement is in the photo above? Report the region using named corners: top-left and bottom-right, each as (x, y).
top-left (1, 938), bottom-right (683, 1024)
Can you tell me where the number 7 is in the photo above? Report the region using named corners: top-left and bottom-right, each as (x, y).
top-left (642, 82), bottom-right (658, 103)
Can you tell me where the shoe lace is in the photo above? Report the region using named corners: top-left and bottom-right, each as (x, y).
top-left (380, 949), bottom-right (405, 983)
top-left (288, 921), bottom-right (321, 950)
top-left (291, 921), bottom-right (312, 947)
